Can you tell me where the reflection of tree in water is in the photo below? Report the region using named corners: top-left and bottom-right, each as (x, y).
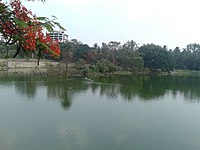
top-left (14, 76), bottom-right (37, 99)
top-left (1, 74), bottom-right (200, 108)
top-left (92, 82), bottom-right (121, 99)
top-left (0, 75), bottom-right (38, 99)
top-left (166, 76), bottom-right (200, 103)
top-left (0, 75), bottom-right (75, 109)
top-left (99, 84), bottom-right (120, 99)
top-left (44, 76), bottom-right (73, 109)
top-left (93, 75), bottom-right (200, 103)
top-left (89, 76), bottom-right (142, 100)
top-left (0, 75), bottom-right (91, 109)
top-left (91, 76), bottom-right (146, 101)
top-left (137, 76), bottom-right (169, 101)
top-left (139, 76), bottom-right (200, 102)
top-left (44, 77), bottom-right (89, 109)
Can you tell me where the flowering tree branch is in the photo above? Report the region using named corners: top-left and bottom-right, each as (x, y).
top-left (0, 0), bottom-right (65, 64)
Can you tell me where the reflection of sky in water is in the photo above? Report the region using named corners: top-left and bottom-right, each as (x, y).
top-left (56, 125), bottom-right (88, 149)
top-left (0, 128), bottom-right (16, 150)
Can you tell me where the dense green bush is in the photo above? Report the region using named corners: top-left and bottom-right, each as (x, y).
top-left (96, 59), bottom-right (117, 73)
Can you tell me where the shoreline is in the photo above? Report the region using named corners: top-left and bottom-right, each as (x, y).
top-left (1, 59), bottom-right (200, 77)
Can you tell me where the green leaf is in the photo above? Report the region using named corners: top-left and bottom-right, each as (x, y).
top-left (0, 4), bottom-right (5, 13)
top-left (53, 22), bottom-right (66, 31)
top-left (36, 17), bottom-right (48, 21)
top-left (51, 15), bottom-right (57, 20)
top-left (38, 41), bottom-right (60, 57)
top-left (41, 22), bottom-right (54, 32)
top-left (13, 18), bottom-right (28, 28)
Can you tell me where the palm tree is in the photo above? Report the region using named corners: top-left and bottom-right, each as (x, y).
top-left (60, 41), bottom-right (76, 74)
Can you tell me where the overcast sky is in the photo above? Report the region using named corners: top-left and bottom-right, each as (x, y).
top-left (23, 0), bottom-right (200, 49)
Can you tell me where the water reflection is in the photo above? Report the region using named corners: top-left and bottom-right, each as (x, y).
top-left (15, 76), bottom-right (37, 99)
top-left (0, 128), bottom-right (16, 150)
top-left (93, 75), bottom-right (200, 103)
top-left (1, 75), bottom-right (200, 109)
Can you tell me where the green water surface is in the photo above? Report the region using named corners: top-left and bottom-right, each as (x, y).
top-left (0, 75), bottom-right (200, 150)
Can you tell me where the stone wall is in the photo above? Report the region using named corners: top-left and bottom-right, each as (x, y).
top-left (0, 59), bottom-right (66, 74)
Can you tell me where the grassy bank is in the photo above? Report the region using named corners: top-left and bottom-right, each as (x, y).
top-left (170, 70), bottom-right (200, 76)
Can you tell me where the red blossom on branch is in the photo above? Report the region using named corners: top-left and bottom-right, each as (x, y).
top-left (0, 0), bottom-right (63, 63)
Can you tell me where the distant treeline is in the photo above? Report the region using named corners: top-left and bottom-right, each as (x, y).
top-left (1, 39), bottom-right (200, 74)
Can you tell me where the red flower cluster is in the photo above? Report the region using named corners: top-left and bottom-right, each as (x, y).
top-left (50, 40), bottom-right (61, 57)
top-left (1, 21), bottom-right (16, 39)
top-left (22, 26), bottom-right (37, 51)
top-left (10, 0), bottom-right (32, 22)
top-left (0, 0), bottom-right (61, 57)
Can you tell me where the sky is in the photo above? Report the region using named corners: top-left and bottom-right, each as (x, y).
top-left (22, 0), bottom-right (200, 49)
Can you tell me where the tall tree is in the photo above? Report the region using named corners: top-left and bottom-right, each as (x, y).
top-left (138, 44), bottom-right (173, 73)
top-left (123, 40), bottom-right (138, 51)
top-left (108, 41), bottom-right (121, 51)
top-left (60, 41), bottom-right (76, 74)
top-left (116, 49), bottom-right (143, 71)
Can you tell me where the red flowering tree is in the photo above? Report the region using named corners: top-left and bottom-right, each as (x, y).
top-left (0, 0), bottom-right (65, 64)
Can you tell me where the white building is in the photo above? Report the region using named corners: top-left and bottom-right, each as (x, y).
top-left (49, 30), bottom-right (68, 42)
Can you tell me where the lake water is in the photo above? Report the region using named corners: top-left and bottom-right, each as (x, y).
top-left (1, 75), bottom-right (200, 150)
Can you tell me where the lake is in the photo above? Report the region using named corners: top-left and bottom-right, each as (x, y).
top-left (0, 74), bottom-right (200, 150)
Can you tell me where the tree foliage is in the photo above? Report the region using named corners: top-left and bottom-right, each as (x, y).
top-left (59, 40), bottom-right (200, 74)
top-left (96, 59), bottom-right (117, 73)
top-left (138, 44), bottom-right (173, 73)
top-left (170, 43), bottom-right (200, 71)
